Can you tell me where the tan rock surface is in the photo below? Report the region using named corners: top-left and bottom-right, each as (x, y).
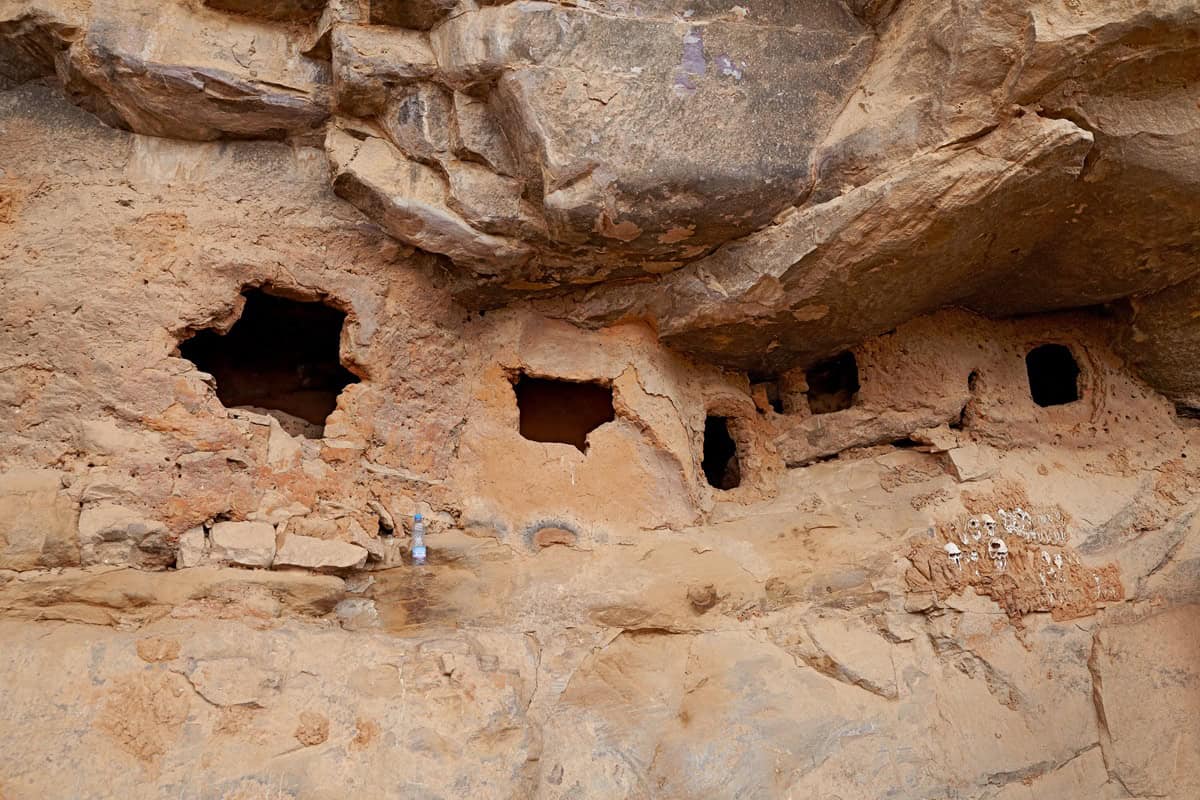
top-left (2, 3), bottom-right (1200, 798)
top-left (0, 469), bottom-right (79, 570)
top-left (209, 522), bottom-right (277, 568)
top-left (273, 533), bottom-right (367, 572)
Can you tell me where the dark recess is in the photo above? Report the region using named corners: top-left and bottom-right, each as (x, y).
top-left (1175, 403), bottom-right (1200, 420)
top-left (514, 375), bottom-right (615, 452)
top-left (1026, 344), bottom-right (1080, 407)
top-left (702, 416), bottom-right (741, 490)
top-left (806, 351), bottom-right (859, 414)
top-left (179, 289), bottom-right (358, 435)
top-left (764, 382), bottom-right (784, 414)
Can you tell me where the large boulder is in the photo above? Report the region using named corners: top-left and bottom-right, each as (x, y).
top-left (326, 125), bottom-right (534, 275)
top-left (430, 1), bottom-right (872, 266)
top-left (0, 2), bottom-right (80, 89)
top-left (1, 0), bottom-right (330, 141)
top-left (525, 0), bottom-right (1200, 373)
top-left (329, 23), bottom-right (436, 117)
top-left (542, 114), bottom-right (1094, 371)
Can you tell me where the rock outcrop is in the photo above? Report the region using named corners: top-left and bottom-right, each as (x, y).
top-left (2, 0), bottom-right (1200, 797)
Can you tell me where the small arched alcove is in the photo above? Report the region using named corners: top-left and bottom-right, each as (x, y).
top-left (1025, 344), bottom-right (1080, 407)
top-left (806, 351), bottom-right (860, 414)
top-left (702, 415), bottom-right (741, 490)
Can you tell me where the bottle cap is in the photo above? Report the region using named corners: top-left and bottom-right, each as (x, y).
top-left (414, 513), bottom-right (423, 521)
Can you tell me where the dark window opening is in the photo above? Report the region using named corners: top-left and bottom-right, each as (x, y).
top-left (702, 416), bottom-right (741, 490)
top-left (1175, 403), bottom-right (1200, 420)
top-left (763, 382), bottom-right (784, 414)
top-left (514, 375), bottom-right (615, 452)
top-left (1026, 344), bottom-right (1080, 407)
top-left (806, 351), bottom-right (859, 414)
top-left (178, 289), bottom-right (359, 438)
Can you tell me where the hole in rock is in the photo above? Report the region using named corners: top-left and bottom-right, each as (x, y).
top-left (763, 382), bottom-right (784, 414)
top-left (806, 351), bottom-right (859, 414)
top-left (1175, 403), bottom-right (1200, 421)
top-left (513, 375), bottom-right (615, 452)
top-left (178, 289), bottom-right (359, 438)
top-left (1026, 344), bottom-right (1080, 407)
top-left (702, 416), bottom-right (741, 490)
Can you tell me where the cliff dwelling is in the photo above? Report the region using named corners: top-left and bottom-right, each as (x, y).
top-left (2, 1), bottom-right (1200, 798)
top-left (1026, 343), bottom-right (1082, 407)
top-left (178, 289), bottom-right (358, 437)
top-left (512, 374), bottom-right (615, 452)
top-left (702, 415), bottom-right (741, 490)
top-left (805, 351), bottom-right (860, 414)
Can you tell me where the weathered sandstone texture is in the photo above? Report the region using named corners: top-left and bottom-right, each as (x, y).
top-left (2, 1), bottom-right (1199, 797)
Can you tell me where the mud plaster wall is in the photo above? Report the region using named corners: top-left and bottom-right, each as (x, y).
top-left (0, 84), bottom-right (780, 567)
top-left (771, 310), bottom-right (1178, 466)
top-left (0, 82), bottom-right (1190, 575)
top-left (452, 313), bottom-right (777, 542)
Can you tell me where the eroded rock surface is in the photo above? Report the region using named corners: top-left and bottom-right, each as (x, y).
top-left (2, 2), bottom-right (1200, 798)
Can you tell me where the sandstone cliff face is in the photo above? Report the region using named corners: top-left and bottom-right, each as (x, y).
top-left (1, 1), bottom-right (1199, 798)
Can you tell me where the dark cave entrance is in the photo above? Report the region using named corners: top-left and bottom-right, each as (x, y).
top-left (178, 289), bottom-right (359, 437)
top-left (702, 416), bottom-right (741, 490)
top-left (1026, 344), bottom-right (1080, 407)
top-left (513, 375), bottom-right (615, 453)
top-left (806, 351), bottom-right (860, 414)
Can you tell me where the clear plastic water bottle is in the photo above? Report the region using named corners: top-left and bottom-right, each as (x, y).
top-left (411, 513), bottom-right (426, 565)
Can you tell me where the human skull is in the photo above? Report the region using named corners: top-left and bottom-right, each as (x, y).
top-left (967, 517), bottom-right (982, 541)
top-left (982, 514), bottom-right (997, 538)
top-left (988, 538), bottom-right (1009, 571)
top-left (944, 542), bottom-right (963, 568)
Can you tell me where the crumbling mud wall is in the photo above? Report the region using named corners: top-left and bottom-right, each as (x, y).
top-left (3, 1), bottom-right (1200, 799)
top-left (0, 82), bottom-right (779, 566)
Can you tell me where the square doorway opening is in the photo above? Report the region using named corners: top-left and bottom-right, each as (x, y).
top-left (513, 375), bottom-right (615, 453)
top-left (1026, 344), bottom-right (1080, 407)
